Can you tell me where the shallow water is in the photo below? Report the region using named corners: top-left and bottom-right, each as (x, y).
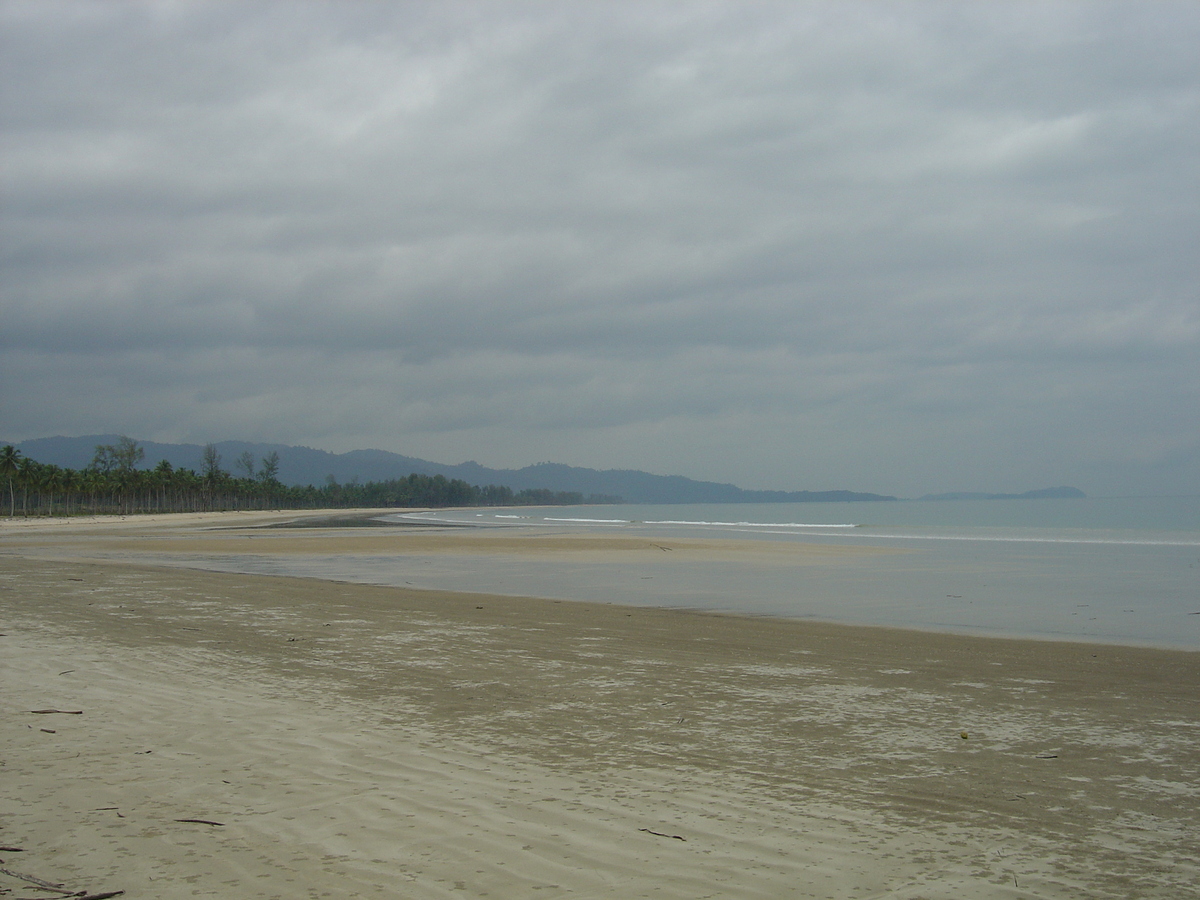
top-left (137, 498), bottom-right (1196, 649)
top-left (357, 498), bottom-right (1200, 649)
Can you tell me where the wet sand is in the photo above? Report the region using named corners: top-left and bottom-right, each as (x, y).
top-left (2, 511), bottom-right (1198, 898)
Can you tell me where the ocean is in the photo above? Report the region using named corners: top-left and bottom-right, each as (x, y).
top-left (374, 497), bottom-right (1200, 649)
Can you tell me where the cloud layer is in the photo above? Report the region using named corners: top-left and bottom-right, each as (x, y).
top-left (3, 1), bottom-right (1198, 495)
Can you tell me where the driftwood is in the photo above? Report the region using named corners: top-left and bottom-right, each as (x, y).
top-left (29, 709), bottom-right (83, 715)
top-left (1, 864), bottom-right (125, 899)
top-left (175, 819), bottom-right (224, 826)
top-left (0, 867), bottom-right (73, 893)
top-left (638, 827), bottom-right (686, 841)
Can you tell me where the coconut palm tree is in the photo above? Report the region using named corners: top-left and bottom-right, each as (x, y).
top-left (40, 465), bottom-right (64, 517)
top-left (153, 459), bottom-right (174, 511)
top-left (60, 468), bottom-right (79, 516)
top-left (16, 456), bottom-right (38, 516)
top-left (80, 469), bottom-right (104, 514)
top-left (0, 445), bottom-right (19, 517)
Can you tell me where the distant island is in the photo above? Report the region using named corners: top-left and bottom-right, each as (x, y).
top-left (919, 487), bottom-right (1086, 501)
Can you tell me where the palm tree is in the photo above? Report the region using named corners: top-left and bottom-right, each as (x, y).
top-left (17, 456), bottom-right (37, 516)
top-left (80, 469), bottom-right (104, 514)
top-left (60, 468), bottom-right (79, 516)
top-left (41, 465), bottom-right (64, 517)
top-left (0, 445), bottom-right (19, 517)
top-left (153, 459), bottom-right (174, 511)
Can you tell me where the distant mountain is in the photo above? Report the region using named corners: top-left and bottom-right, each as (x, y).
top-left (5, 435), bottom-right (898, 504)
top-left (919, 486), bottom-right (1086, 501)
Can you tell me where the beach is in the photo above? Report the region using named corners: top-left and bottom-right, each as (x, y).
top-left (2, 512), bottom-right (1198, 898)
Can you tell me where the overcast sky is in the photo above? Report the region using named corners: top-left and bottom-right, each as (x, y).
top-left (2, 1), bottom-right (1198, 497)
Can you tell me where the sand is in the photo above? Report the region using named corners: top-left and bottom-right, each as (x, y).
top-left (2, 511), bottom-right (1198, 898)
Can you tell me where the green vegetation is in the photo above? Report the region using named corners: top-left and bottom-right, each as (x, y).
top-left (0, 439), bottom-right (618, 516)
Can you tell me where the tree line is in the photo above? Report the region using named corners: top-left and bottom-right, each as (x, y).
top-left (0, 438), bottom-right (619, 517)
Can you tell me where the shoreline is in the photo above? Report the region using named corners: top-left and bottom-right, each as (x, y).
top-left (2, 517), bottom-right (1199, 897)
top-left (2, 508), bottom-right (1194, 651)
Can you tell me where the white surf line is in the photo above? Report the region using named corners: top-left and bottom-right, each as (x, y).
top-left (380, 511), bottom-right (1199, 546)
top-left (810, 530), bottom-right (1200, 547)
top-left (644, 520), bottom-right (858, 529)
top-left (543, 517), bottom-right (631, 524)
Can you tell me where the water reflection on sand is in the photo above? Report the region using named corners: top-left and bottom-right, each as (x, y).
top-left (124, 514), bottom-right (1200, 649)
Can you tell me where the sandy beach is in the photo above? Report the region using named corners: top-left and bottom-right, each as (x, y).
top-left (2, 511), bottom-right (1198, 898)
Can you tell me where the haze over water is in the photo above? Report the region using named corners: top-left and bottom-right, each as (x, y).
top-left (377, 497), bottom-right (1200, 650)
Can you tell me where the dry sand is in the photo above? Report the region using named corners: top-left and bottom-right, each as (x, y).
top-left (2, 511), bottom-right (1198, 898)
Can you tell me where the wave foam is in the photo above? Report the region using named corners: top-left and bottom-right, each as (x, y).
top-left (645, 519), bottom-right (858, 529)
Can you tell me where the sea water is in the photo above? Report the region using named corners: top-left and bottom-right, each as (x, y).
top-left (376, 497), bottom-right (1200, 649)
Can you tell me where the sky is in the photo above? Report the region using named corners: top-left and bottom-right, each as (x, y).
top-left (2, 1), bottom-right (1198, 498)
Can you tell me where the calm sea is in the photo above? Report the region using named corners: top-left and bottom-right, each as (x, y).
top-left (373, 497), bottom-right (1200, 649)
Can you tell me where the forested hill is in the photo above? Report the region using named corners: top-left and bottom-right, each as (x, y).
top-left (8, 435), bottom-right (897, 504)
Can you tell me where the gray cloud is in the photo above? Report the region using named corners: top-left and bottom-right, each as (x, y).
top-left (2, 0), bottom-right (1198, 496)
